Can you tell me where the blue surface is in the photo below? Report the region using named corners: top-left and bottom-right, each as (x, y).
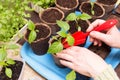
top-left (21, 37), bottom-right (120, 80)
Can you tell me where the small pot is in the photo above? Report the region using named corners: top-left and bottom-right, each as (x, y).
top-left (55, 0), bottom-right (79, 16)
top-left (39, 7), bottom-right (64, 34)
top-left (96, 0), bottom-right (118, 14)
top-left (79, 1), bottom-right (105, 19)
top-left (24, 23), bottom-right (51, 55)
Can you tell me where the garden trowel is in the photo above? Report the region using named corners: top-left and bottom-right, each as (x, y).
top-left (63, 19), bottom-right (118, 48)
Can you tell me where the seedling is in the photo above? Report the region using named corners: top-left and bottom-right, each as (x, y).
top-left (0, 43), bottom-right (19, 78)
top-left (90, 0), bottom-right (96, 15)
top-left (27, 20), bottom-right (38, 44)
top-left (65, 12), bottom-right (91, 31)
top-left (47, 20), bottom-right (74, 54)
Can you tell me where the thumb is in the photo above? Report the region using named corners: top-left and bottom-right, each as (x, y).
top-left (90, 31), bottom-right (109, 43)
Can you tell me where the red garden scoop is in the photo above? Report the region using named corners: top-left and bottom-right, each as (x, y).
top-left (63, 19), bottom-right (118, 48)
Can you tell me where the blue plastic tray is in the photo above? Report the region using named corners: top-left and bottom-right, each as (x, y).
top-left (20, 37), bottom-right (120, 80)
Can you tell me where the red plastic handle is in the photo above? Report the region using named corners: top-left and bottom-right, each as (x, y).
top-left (88, 19), bottom-right (118, 34)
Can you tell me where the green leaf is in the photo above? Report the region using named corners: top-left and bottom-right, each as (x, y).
top-left (47, 41), bottom-right (63, 54)
top-left (66, 34), bottom-right (74, 46)
top-left (28, 20), bottom-right (35, 30)
top-left (28, 30), bottom-right (37, 43)
top-left (66, 70), bottom-right (76, 80)
top-left (56, 20), bottom-right (70, 32)
top-left (66, 13), bottom-right (77, 21)
top-left (78, 13), bottom-right (91, 20)
top-left (0, 48), bottom-right (7, 61)
top-left (0, 61), bottom-right (7, 66)
top-left (57, 30), bottom-right (67, 37)
top-left (7, 59), bottom-right (15, 65)
top-left (5, 68), bottom-right (12, 78)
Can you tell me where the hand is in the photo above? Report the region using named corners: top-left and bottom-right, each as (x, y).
top-left (56, 46), bottom-right (108, 78)
top-left (87, 19), bottom-right (120, 48)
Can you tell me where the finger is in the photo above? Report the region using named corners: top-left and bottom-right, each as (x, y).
top-left (87, 19), bottom-right (105, 32)
top-left (59, 60), bottom-right (73, 68)
top-left (90, 31), bottom-right (109, 43)
top-left (56, 53), bottom-right (73, 62)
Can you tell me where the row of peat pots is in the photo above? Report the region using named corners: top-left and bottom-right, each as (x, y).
top-left (24, 0), bottom-right (120, 79)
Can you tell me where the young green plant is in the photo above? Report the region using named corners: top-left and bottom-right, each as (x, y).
top-left (47, 20), bottom-right (74, 54)
top-left (65, 12), bottom-right (91, 31)
top-left (90, 0), bottom-right (96, 15)
top-left (0, 44), bottom-right (19, 78)
top-left (27, 20), bottom-right (38, 44)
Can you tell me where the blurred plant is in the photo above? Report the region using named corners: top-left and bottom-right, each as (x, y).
top-left (31, 0), bottom-right (55, 9)
top-left (0, 0), bottom-right (31, 42)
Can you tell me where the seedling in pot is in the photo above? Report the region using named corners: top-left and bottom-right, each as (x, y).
top-left (47, 20), bottom-right (74, 54)
top-left (65, 12), bottom-right (91, 31)
top-left (90, 0), bottom-right (96, 15)
top-left (0, 44), bottom-right (19, 78)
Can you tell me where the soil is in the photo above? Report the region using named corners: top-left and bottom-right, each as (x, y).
top-left (41, 8), bottom-right (63, 23)
top-left (88, 43), bottom-right (111, 59)
top-left (80, 2), bottom-right (104, 17)
top-left (0, 61), bottom-right (23, 80)
top-left (56, 0), bottom-right (78, 8)
top-left (97, 0), bottom-right (117, 5)
top-left (68, 20), bottom-right (89, 34)
top-left (25, 25), bottom-right (50, 41)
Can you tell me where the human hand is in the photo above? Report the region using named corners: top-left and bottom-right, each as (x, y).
top-left (56, 46), bottom-right (108, 78)
top-left (87, 19), bottom-right (120, 48)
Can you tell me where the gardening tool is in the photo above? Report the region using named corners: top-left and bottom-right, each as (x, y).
top-left (63, 19), bottom-right (118, 48)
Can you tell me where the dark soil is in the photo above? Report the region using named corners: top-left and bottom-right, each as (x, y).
top-left (97, 0), bottom-right (117, 5)
top-left (41, 8), bottom-right (63, 23)
top-left (56, 0), bottom-right (78, 8)
top-left (78, 20), bottom-right (89, 32)
top-left (88, 43), bottom-right (111, 59)
top-left (80, 3), bottom-right (104, 17)
top-left (0, 61), bottom-right (23, 80)
top-left (25, 24), bottom-right (50, 41)
top-left (68, 20), bottom-right (89, 34)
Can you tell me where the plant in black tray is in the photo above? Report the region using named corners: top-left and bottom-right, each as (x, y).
top-left (90, 0), bottom-right (96, 15)
top-left (0, 43), bottom-right (25, 80)
top-left (24, 20), bottom-right (51, 55)
top-left (47, 20), bottom-right (76, 80)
